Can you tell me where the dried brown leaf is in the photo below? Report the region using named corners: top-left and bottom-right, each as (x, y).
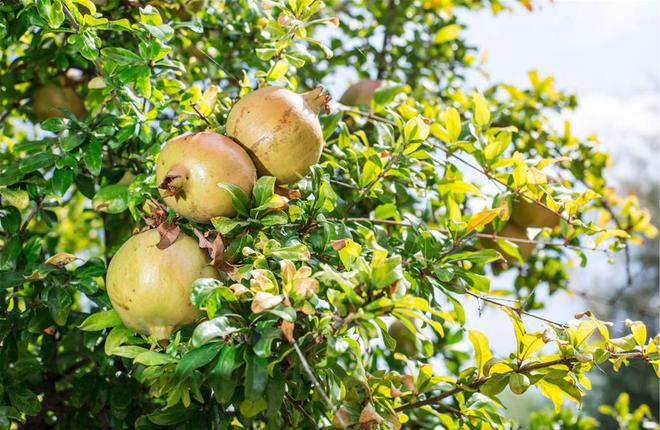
top-left (156, 222), bottom-right (181, 250)
top-left (274, 185), bottom-right (301, 200)
top-left (281, 320), bottom-right (294, 343)
top-left (358, 403), bottom-right (383, 430)
top-left (193, 228), bottom-right (234, 271)
top-left (331, 239), bottom-right (346, 251)
top-left (45, 253), bottom-right (81, 268)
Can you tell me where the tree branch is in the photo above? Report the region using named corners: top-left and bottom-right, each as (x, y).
top-left (393, 351), bottom-right (644, 413)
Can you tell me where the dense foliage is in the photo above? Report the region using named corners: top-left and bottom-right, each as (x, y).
top-left (0, 0), bottom-right (658, 428)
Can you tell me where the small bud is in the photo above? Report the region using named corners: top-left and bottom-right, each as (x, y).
top-left (575, 353), bottom-right (593, 363)
top-left (278, 14), bottom-right (292, 26)
top-left (542, 328), bottom-right (556, 343)
top-left (574, 310), bottom-right (592, 319)
top-left (328, 16), bottom-right (339, 27)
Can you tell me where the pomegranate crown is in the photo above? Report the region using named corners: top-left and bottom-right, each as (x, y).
top-left (302, 86), bottom-right (332, 115)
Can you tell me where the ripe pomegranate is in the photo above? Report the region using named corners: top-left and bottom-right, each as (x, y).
top-left (33, 83), bottom-right (85, 121)
top-left (226, 86), bottom-right (331, 185)
top-left (339, 79), bottom-right (384, 107)
top-left (510, 198), bottom-right (560, 229)
top-left (156, 132), bottom-right (256, 223)
top-left (480, 223), bottom-right (535, 262)
top-left (106, 229), bottom-right (219, 340)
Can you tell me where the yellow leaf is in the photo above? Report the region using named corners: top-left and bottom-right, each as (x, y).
top-left (472, 92), bottom-right (490, 127)
top-left (539, 380), bottom-right (564, 412)
top-left (627, 320), bottom-right (647, 347)
top-left (433, 24), bottom-right (460, 44)
top-left (267, 60), bottom-right (289, 81)
top-left (0, 187), bottom-right (29, 210)
top-left (466, 208), bottom-right (503, 233)
top-left (444, 107), bottom-right (461, 142)
top-left (468, 330), bottom-right (492, 378)
top-left (200, 85), bottom-right (219, 116)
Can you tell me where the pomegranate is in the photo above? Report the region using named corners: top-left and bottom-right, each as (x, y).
top-left (510, 198), bottom-right (560, 229)
top-left (178, 0), bottom-right (207, 19)
top-left (226, 86), bottom-right (331, 185)
top-left (33, 83), bottom-right (86, 121)
top-left (156, 132), bottom-right (256, 223)
top-left (388, 320), bottom-right (418, 357)
top-left (480, 223), bottom-right (535, 262)
top-left (106, 229), bottom-right (219, 340)
top-left (339, 79), bottom-right (384, 107)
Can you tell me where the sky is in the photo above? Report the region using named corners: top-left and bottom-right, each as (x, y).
top-left (455, 0), bottom-right (659, 415)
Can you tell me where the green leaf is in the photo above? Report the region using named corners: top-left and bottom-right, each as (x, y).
top-left (36, 0), bottom-right (64, 28)
top-left (209, 346), bottom-right (241, 404)
top-left (191, 316), bottom-right (241, 347)
top-left (92, 184), bottom-right (129, 214)
top-left (244, 354), bottom-right (268, 401)
top-left (480, 373), bottom-right (510, 397)
top-left (51, 168), bottom-right (74, 196)
top-left (373, 82), bottom-right (404, 106)
top-left (239, 399), bottom-right (267, 418)
top-left (7, 386), bottom-right (40, 416)
top-left (41, 117), bottom-right (67, 132)
top-left (60, 130), bottom-right (87, 152)
top-left (253, 176), bottom-right (276, 208)
top-left (263, 242), bottom-right (310, 261)
top-left (253, 326), bottom-right (281, 358)
top-left (212, 217), bottom-right (249, 235)
top-left (46, 287), bottom-right (73, 326)
top-left (218, 182), bottom-right (249, 217)
top-left (102, 47), bottom-right (142, 64)
top-left (468, 330), bottom-right (492, 378)
top-left (175, 342), bottom-right (223, 380)
top-left (79, 309), bottom-right (122, 331)
top-left (83, 138), bottom-right (103, 176)
top-left (134, 351), bottom-right (178, 366)
top-left (105, 325), bottom-right (138, 356)
top-left (190, 278), bottom-right (223, 307)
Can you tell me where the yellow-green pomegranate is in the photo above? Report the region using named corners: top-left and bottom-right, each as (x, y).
top-left (226, 86), bottom-right (330, 185)
top-left (33, 83), bottom-right (86, 121)
top-left (510, 198), bottom-right (560, 229)
top-left (480, 222), bottom-right (536, 262)
top-left (339, 79), bottom-right (383, 108)
top-left (106, 229), bottom-right (219, 340)
top-left (388, 319), bottom-right (418, 357)
top-left (156, 132), bottom-right (256, 223)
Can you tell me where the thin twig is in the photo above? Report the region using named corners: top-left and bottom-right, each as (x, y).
top-left (393, 351), bottom-right (644, 413)
top-left (292, 341), bottom-right (347, 429)
top-left (333, 217), bottom-right (609, 254)
top-left (462, 288), bottom-right (567, 327)
top-left (190, 103), bottom-right (212, 125)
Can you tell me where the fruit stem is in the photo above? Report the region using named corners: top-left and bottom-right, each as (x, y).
top-left (158, 164), bottom-right (188, 197)
top-left (302, 86), bottom-right (332, 115)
